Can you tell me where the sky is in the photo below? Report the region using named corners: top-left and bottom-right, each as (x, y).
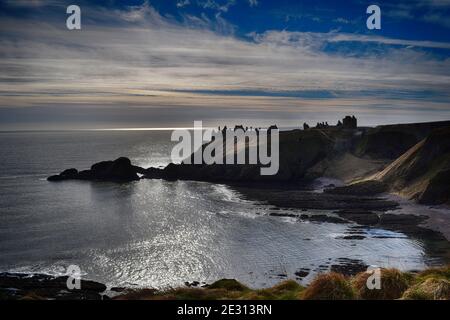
top-left (0, 0), bottom-right (449, 129)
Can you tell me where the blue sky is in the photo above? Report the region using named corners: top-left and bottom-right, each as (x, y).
top-left (0, 0), bottom-right (449, 129)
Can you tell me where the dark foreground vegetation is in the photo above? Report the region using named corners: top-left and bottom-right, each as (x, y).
top-left (2, 266), bottom-right (448, 300)
top-left (115, 266), bottom-right (450, 300)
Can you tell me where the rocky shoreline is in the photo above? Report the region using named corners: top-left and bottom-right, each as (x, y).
top-left (0, 272), bottom-right (108, 300)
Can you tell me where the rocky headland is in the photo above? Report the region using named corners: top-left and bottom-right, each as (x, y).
top-left (48, 119), bottom-right (450, 203)
top-left (48, 157), bottom-right (146, 182)
top-left (46, 119), bottom-right (450, 254)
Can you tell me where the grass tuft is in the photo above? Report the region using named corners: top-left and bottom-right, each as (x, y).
top-left (402, 278), bottom-right (450, 300)
top-left (352, 268), bottom-right (412, 300)
top-left (207, 279), bottom-right (249, 292)
top-left (241, 280), bottom-right (304, 300)
top-left (301, 272), bottom-right (355, 300)
top-left (114, 266), bottom-right (450, 300)
top-left (415, 265), bottom-right (450, 282)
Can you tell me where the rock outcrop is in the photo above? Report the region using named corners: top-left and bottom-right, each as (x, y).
top-left (0, 273), bottom-right (107, 300)
top-left (48, 157), bottom-right (143, 182)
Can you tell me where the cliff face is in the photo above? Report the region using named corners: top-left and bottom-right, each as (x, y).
top-left (145, 129), bottom-right (336, 183)
top-left (372, 127), bottom-right (450, 205)
top-left (354, 121), bottom-right (450, 160)
top-left (144, 122), bottom-right (450, 204)
top-left (46, 120), bottom-right (450, 205)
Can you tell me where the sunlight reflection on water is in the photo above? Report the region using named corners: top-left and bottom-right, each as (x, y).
top-left (0, 131), bottom-right (446, 289)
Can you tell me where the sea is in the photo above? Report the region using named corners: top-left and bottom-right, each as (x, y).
top-left (0, 130), bottom-right (447, 289)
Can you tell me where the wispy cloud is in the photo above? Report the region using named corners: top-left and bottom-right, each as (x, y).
top-left (0, 1), bottom-right (449, 128)
top-left (198, 0), bottom-right (236, 12)
top-left (177, 0), bottom-right (191, 8)
top-left (384, 0), bottom-right (450, 28)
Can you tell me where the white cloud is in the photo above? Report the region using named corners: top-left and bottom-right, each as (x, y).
top-left (333, 18), bottom-right (350, 24)
top-left (115, 1), bottom-right (165, 23)
top-left (177, 0), bottom-right (191, 8)
top-left (0, 1), bottom-right (449, 125)
top-left (198, 0), bottom-right (236, 12)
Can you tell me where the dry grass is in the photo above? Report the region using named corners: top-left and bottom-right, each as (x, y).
top-left (402, 265), bottom-right (450, 300)
top-left (402, 278), bottom-right (450, 300)
top-left (415, 265), bottom-right (450, 282)
top-left (352, 268), bottom-right (412, 300)
top-left (301, 272), bottom-right (355, 300)
top-left (240, 280), bottom-right (304, 300)
top-left (115, 266), bottom-right (450, 300)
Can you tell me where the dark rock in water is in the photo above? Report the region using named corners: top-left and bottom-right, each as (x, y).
top-left (294, 269), bottom-right (310, 278)
top-left (269, 212), bottom-right (298, 218)
top-left (325, 180), bottom-right (388, 196)
top-left (300, 214), bottom-right (347, 224)
top-left (378, 213), bottom-right (427, 226)
top-left (184, 281), bottom-right (200, 287)
top-left (339, 235), bottom-right (366, 240)
top-left (235, 186), bottom-right (399, 212)
top-left (0, 273), bottom-right (107, 300)
top-left (47, 168), bottom-right (78, 181)
top-left (316, 264), bottom-right (329, 272)
top-left (47, 157), bottom-right (143, 182)
top-left (335, 209), bottom-right (380, 225)
top-left (62, 168), bottom-right (78, 176)
top-left (89, 157), bottom-right (139, 181)
top-left (331, 258), bottom-right (368, 277)
top-left (78, 169), bottom-right (92, 179)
